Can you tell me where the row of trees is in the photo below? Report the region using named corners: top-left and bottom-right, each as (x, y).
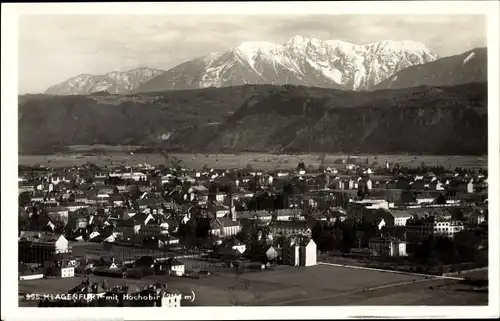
top-left (311, 220), bottom-right (378, 254)
top-left (411, 229), bottom-right (487, 266)
top-left (311, 217), bottom-right (487, 267)
top-left (384, 164), bottom-right (488, 176)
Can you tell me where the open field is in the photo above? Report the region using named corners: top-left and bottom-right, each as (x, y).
top-left (70, 241), bottom-right (184, 262)
top-left (18, 264), bottom-right (487, 306)
top-left (18, 152), bottom-right (487, 170)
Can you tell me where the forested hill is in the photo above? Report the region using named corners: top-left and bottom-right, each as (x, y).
top-left (18, 82), bottom-right (487, 155)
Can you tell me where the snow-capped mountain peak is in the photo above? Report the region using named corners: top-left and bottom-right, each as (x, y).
top-left (46, 36), bottom-right (441, 94)
top-left (236, 41), bottom-right (283, 53)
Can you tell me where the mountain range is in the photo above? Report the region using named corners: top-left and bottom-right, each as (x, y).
top-left (44, 36), bottom-right (454, 95)
top-left (21, 82), bottom-right (487, 155)
top-left (44, 67), bottom-right (164, 95)
top-left (374, 47), bottom-right (487, 90)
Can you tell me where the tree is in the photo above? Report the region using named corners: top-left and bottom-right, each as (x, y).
top-left (454, 230), bottom-right (483, 262)
top-left (436, 193), bottom-right (446, 205)
top-left (219, 184), bottom-right (232, 194)
top-left (19, 192), bottom-right (31, 207)
top-left (19, 212), bottom-right (30, 231)
top-left (195, 219), bottom-right (211, 239)
top-left (339, 223), bottom-right (357, 254)
top-left (129, 185), bottom-right (142, 200)
top-left (178, 223), bottom-right (195, 238)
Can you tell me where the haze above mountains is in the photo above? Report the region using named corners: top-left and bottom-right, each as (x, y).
top-left (43, 35), bottom-right (487, 95)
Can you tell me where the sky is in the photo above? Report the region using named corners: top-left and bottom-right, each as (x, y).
top-left (18, 14), bottom-right (486, 94)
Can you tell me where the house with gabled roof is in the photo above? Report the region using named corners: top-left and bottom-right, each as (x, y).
top-left (209, 218), bottom-right (241, 237)
top-left (68, 281), bottom-right (107, 301)
top-left (283, 237), bottom-right (317, 267)
top-left (166, 257), bottom-right (185, 276)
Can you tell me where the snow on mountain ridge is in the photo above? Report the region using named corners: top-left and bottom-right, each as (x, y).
top-left (46, 36), bottom-right (440, 94)
top-left (45, 67), bottom-right (165, 95)
top-left (217, 36), bottom-right (438, 90)
top-left (463, 52), bottom-right (476, 65)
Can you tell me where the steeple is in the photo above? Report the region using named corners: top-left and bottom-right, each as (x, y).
top-left (229, 189), bottom-right (237, 222)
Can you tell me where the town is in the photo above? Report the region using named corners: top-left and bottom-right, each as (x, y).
top-left (17, 155), bottom-right (489, 307)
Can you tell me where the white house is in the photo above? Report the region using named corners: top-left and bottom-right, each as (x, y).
top-left (161, 292), bottom-right (182, 307)
top-left (213, 205), bottom-right (230, 218)
top-left (209, 218), bottom-right (241, 237)
top-left (388, 210), bottom-right (413, 226)
top-left (50, 234), bottom-right (70, 254)
top-left (406, 217), bottom-right (464, 244)
top-left (167, 258), bottom-right (185, 276)
top-left (89, 231), bottom-right (100, 240)
top-left (283, 238), bottom-right (317, 267)
top-left (215, 192), bottom-right (227, 203)
top-left (369, 237), bottom-right (407, 257)
top-left (299, 239), bottom-right (317, 267)
top-left (58, 262), bottom-right (75, 278)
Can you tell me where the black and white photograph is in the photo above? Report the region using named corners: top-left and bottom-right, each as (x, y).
top-left (2, 1), bottom-right (499, 320)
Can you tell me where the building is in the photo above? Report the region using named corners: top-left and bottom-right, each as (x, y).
top-left (222, 238), bottom-right (247, 254)
top-left (19, 234), bottom-right (71, 264)
top-left (406, 216), bottom-right (465, 244)
top-left (139, 224), bottom-right (169, 237)
top-left (215, 192), bottom-right (227, 203)
top-left (212, 205), bottom-right (230, 218)
top-left (282, 238), bottom-right (317, 267)
top-left (282, 238), bottom-right (299, 266)
top-left (468, 212), bottom-right (486, 225)
top-left (75, 217), bottom-right (89, 229)
top-left (57, 260), bottom-right (76, 278)
top-left (66, 203), bottom-right (90, 212)
top-left (299, 239), bottom-right (317, 266)
top-left (368, 237), bottom-right (407, 257)
top-left (237, 210), bottom-right (273, 222)
top-left (19, 263), bottom-right (44, 281)
top-left (68, 281), bottom-right (107, 302)
top-left (166, 258), bottom-right (185, 276)
top-left (386, 210), bottom-right (412, 226)
top-left (360, 209), bottom-right (412, 227)
top-left (347, 200), bottom-right (391, 222)
top-left (46, 207), bottom-right (70, 225)
top-left (269, 220), bottom-right (312, 237)
top-left (209, 218), bottom-right (241, 237)
top-left (272, 209), bottom-right (302, 221)
top-left (160, 292), bottom-right (182, 307)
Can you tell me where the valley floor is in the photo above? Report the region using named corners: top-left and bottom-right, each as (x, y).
top-left (19, 264), bottom-right (487, 307)
top-left (18, 152), bottom-right (487, 170)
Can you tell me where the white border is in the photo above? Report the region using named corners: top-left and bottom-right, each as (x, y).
top-left (2, 1), bottom-right (499, 320)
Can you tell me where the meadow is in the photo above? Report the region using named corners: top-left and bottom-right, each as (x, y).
top-left (18, 152), bottom-right (487, 170)
top-left (18, 264), bottom-right (487, 306)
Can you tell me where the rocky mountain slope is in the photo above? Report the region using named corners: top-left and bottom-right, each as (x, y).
top-left (44, 36), bottom-right (438, 95)
top-left (135, 36), bottom-right (438, 93)
top-left (20, 83), bottom-right (487, 155)
top-left (44, 67), bottom-right (165, 95)
top-left (374, 48), bottom-right (487, 90)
